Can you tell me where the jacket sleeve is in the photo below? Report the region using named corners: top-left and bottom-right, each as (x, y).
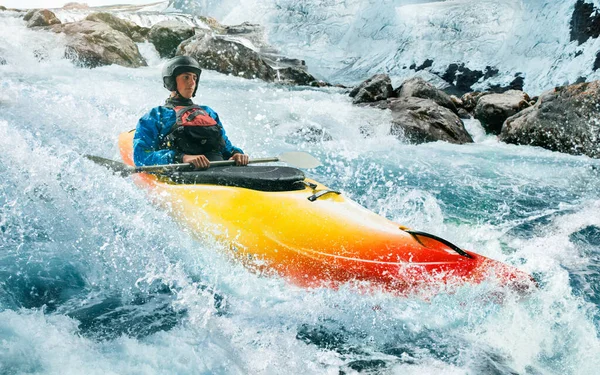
top-left (204, 106), bottom-right (244, 159)
top-left (133, 107), bottom-right (180, 166)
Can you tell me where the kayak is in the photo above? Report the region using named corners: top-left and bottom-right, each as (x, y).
top-left (118, 131), bottom-right (534, 295)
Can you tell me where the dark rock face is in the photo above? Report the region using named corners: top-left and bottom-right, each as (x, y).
top-left (396, 77), bottom-right (458, 114)
top-left (349, 74), bottom-right (394, 104)
top-left (410, 59), bottom-right (433, 71)
top-left (382, 97), bottom-right (473, 145)
top-left (149, 20), bottom-right (195, 58)
top-left (437, 64), bottom-right (523, 95)
top-left (489, 73), bottom-right (525, 93)
top-left (570, 0), bottom-right (600, 45)
top-left (594, 52), bottom-right (600, 71)
top-left (51, 20), bottom-right (147, 68)
top-left (26, 9), bottom-right (61, 28)
top-left (85, 12), bottom-right (149, 43)
top-left (474, 90), bottom-right (531, 135)
top-left (441, 63), bottom-right (484, 93)
top-left (499, 81), bottom-right (600, 158)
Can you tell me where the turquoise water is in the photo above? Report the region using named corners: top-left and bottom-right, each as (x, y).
top-left (2, 13), bottom-right (600, 374)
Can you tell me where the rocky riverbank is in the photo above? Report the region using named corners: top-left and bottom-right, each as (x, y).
top-left (2, 4), bottom-right (598, 159)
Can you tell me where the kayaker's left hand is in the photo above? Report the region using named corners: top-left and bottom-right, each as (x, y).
top-left (230, 153), bottom-right (249, 166)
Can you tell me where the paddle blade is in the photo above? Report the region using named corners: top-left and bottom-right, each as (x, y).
top-left (278, 152), bottom-right (321, 169)
top-left (84, 154), bottom-right (135, 176)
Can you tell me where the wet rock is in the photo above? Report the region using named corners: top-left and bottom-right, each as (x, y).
top-left (85, 12), bottom-right (149, 43)
top-left (475, 90), bottom-right (531, 135)
top-left (396, 77), bottom-right (458, 114)
top-left (51, 20), bottom-right (147, 68)
top-left (179, 32), bottom-right (275, 80)
top-left (222, 21), bottom-right (316, 84)
top-left (457, 108), bottom-right (471, 119)
top-left (224, 22), bottom-right (268, 49)
top-left (461, 91), bottom-right (490, 112)
top-left (349, 74), bottom-right (394, 104)
top-left (26, 9), bottom-right (61, 28)
top-left (178, 28), bottom-right (318, 85)
top-left (0, 6), bottom-right (6, 11)
top-left (23, 9), bottom-right (38, 21)
top-left (449, 95), bottom-right (463, 109)
top-left (570, 0), bottom-right (600, 45)
top-left (149, 20), bottom-right (195, 58)
top-left (500, 81), bottom-right (600, 158)
top-left (200, 16), bottom-right (225, 33)
top-left (276, 67), bottom-right (317, 86)
top-left (380, 97), bottom-right (473, 144)
top-left (595, 52), bottom-right (600, 71)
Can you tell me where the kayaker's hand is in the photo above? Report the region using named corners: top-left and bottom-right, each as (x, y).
top-left (183, 154), bottom-right (210, 169)
top-left (230, 153), bottom-right (249, 166)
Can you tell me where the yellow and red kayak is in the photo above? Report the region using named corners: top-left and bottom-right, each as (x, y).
top-left (119, 131), bottom-right (534, 295)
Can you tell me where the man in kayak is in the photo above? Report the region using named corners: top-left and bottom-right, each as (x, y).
top-left (133, 55), bottom-right (249, 169)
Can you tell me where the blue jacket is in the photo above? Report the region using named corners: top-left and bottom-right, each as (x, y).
top-left (133, 103), bottom-right (243, 166)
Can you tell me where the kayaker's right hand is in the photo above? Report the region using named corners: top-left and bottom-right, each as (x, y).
top-left (183, 154), bottom-right (210, 169)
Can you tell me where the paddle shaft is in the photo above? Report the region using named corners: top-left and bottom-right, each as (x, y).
top-left (132, 157), bottom-right (280, 173)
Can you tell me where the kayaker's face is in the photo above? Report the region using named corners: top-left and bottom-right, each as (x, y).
top-left (175, 72), bottom-right (198, 99)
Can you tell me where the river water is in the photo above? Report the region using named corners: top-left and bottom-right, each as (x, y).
top-left (1, 12), bottom-right (600, 375)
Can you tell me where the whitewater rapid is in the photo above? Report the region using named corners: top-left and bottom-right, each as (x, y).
top-left (1, 8), bottom-right (600, 375)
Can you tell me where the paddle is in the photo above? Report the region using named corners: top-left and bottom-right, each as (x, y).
top-left (84, 152), bottom-right (321, 177)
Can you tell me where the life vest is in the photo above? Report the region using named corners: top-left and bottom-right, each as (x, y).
top-left (163, 105), bottom-right (226, 160)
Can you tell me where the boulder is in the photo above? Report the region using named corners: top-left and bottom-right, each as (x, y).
top-left (0, 6), bottom-right (6, 11)
top-left (179, 34), bottom-right (275, 80)
top-left (85, 12), bottom-right (149, 43)
top-left (149, 20), bottom-right (195, 58)
top-left (449, 95), bottom-right (463, 109)
top-left (349, 74), bottom-right (394, 104)
top-left (275, 67), bottom-right (317, 86)
top-left (23, 9), bottom-right (38, 21)
top-left (499, 81), bottom-right (600, 158)
top-left (50, 20), bottom-right (147, 68)
top-left (474, 90), bottom-right (530, 135)
top-left (381, 97), bottom-right (473, 144)
top-left (26, 9), bottom-right (61, 28)
top-left (396, 77), bottom-right (458, 114)
top-left (224, 22), bottom-right (268, 49)
top-left (457, 108), bottom-right (471, 119)
top-left (460, 91), bottom-right (489, 112)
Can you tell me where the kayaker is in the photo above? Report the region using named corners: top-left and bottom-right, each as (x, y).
top-left (133, 55), bottom-right (249, 169)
